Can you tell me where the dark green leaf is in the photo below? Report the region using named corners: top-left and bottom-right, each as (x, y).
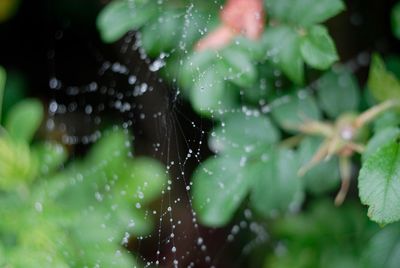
top-left (5, 99), bottom-right (43, 143)
top-left (192, 155), bottom-right (251, 227)
top-left (250, 148), bottom-right (303, 217)
top-left (367, 54), bottom-right (400, 103)
top-left (271, 92), bottom-right (321, 131)
top-left (0, 66), bottom-right (6, 122)
top-left (392, 2), bottom-right (400, 39)
top-left (263, 26), bottom-right (304, 85)
top-left (300, 25), bottom-right (338, 70)
top-left (358, 141), bottom-right (400, 224)
top-left (97, 0), bottom-right (157, 43)
top-left (317, 66), bottom-right (360, 118)
top-left (209, 113), bottom-right (280, 153)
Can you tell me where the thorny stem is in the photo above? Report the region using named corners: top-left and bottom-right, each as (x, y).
top-left (335, 156), bottom-right (352, 206)
top-left (298, 140), bottom-right (330, 177)
top-left (280, 134), bottom-right (304, 148)
top-left (354, 99), bottom-right (400, 128)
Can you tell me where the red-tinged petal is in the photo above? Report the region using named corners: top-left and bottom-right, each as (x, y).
top-left (220, 0), bottom-right (265, 39)
top-left (195, 25), bottom-right (236, 52)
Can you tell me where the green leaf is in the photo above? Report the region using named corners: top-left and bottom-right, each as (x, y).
top-left (114, 157), bottom-right (167, 204)
top-left (266, 0), bottom-right (345, 27)
top-left (363, 127), bottom-right (400, 162)
top-left (209, 113), bottom-right (280, 154)
top-left (317, 66), bottom-right (360, 118)
top-left (358, 141), bottom-right (400, 224)
top-left (97, 0), bottom-right (157, 43)
top-left (362, 225), bottom-right (400, 268)
top-left (0, 66), bottom-right (6, 122)
top-left (32, 142), bottom-right (68, 176)
top-left (373, 110), bottom-right (400, 132)
top-left (250, 148), bottom-right (303, 217)
top-left (271, 92), bottom-right (321, 131)
top-left (392, 2), bottom-right (400, 39)
top-left (298, 137), bottom-right (340, 194)
top-left (300, 25), bottom-right (339, 70)
top-left (220, 46), bottom-right (257, 88)
top-left (192, 155), bottom-right (251, 227)
top-left (190, 68), bottom-right (236, 116)
top-left (5, 99), bottom-right (43, 143)
top-left (263, 26), bottom-right (304, 85)
top-left (367, 54), bottom-right (400, 103)
top-left (140, 9), bottom-right (183, 57)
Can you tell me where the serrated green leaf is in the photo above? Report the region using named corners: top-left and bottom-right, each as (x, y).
top-left (192, 155), bottom-right (251, 227)
top-left (271, 93), bottom-right (321, 131)
top-left (363, 127), bottom-right (400, 162)
top-left (317, 66), bottom-right (360, 118)
top-left (300, 25), bottom-right (338, 70)
top-left (220, 46), bottom-right (257, 88)
top-left (263, 26), bottom-right (304, 85)
top-left (5, 99), bottom-right (43, 143)
top-left (266, 0), bottom-right (345, 27)
top-left (250, 148), bottom-right (303, 217)
top-left (358, 141), bottom-right (400, 224)
top-left (97, 0), bottom-right (157, 43)
top-left (209, 113), bottom-right (280, 154)
top-left (298, 137), bottom-right (340, 194)
top-left (367, 54), bottom-right (400, 103)
top-left (392, 2), bottom-right (400, 39)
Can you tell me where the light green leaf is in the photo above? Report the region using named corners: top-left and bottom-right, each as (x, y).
top-left (220, 46), bottom-right (257, 88)
top-left (97, 0), bottom-right (157, 43)
top-left (317, 66), bottom-right (360, 117)
top-left (32, 142), bottom-right (68, 176)
top-left (266, 0), bottom-right (345, 27)
top-left (5, 99), bottom-right (43, 143)
top-left (263, 26), bottom-right (304, 85)
top-left (209, 113), bottom-right (280, 154)
top-left (192, 155), bottom-right (251, 227)
top-left (300, 25), bottom-right (339, 70)
top-left (363, 127), bottom-right (400, 162)
top-left (271, 93), bottom-right (321, 131)
top-left (358, 141), bottom-right (400, 224)
top-left (298, 137), bottom-right (340, 194)
top-left (367, 54), bottom-right (400, 103)
top-left (392, 2), bottom-right (400, 39)
top-left (250, 148), bottom-right (303, 217)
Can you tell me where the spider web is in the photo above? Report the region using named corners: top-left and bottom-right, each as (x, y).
top-left (43, 2), bottom-right (371, 267)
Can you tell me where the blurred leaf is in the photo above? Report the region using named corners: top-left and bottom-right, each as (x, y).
top-left (192, 155), bottom-right (251, 227)
top-left (209, 113), bottom-right (280, 154)
top-left (298, 137), bottom-right (340, 194)
top-left (32, 142), bottom-right (68, 176)
top-left (0, 0), bottom-right (20, 23)
top-left (263, 26), bottom-right (304, 85)
top-left (392, 2), bottom-right (400, 39)
top-left (4, 99), bottom-right (43, 143)
top-left (141, 9), bottom-right (183, 57)
top-left (358, 140), bottom-right (400, 224)
top-left (97, 0), bottom-right (157, 43)
top-left (190, 68), bottom-right (236, 116)
top-left (0, 66), bottom-right (6, 122)
top-left (362, 224), bottom-right (400, 268)
top-left (363, 127), bottom-right (400, 162)
top-left (221, 46), bottom-right (257, 88)
top-left (300, 25), bottom-right (338, 70)
top-left (1, 70), bottom-right (27, 123)
top-left (367, 54), bottom-right (400, 103)
top-left (271, 93), bottom-right (321, 131)
top-left (317, 66), bottom-right (360, 118)
top-left (372, 110), bottom-right (400, 132)
top-left (266, 0), bottom-right (345, 27)
top-left (250, 148), bottom-right (303, 218)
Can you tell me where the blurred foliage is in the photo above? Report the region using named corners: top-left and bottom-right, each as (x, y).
top-left (0, 70), bottom-right (167, 266)
top-left (96, 0), bottom-right (400, 267)
top-left (0, 0), bottom-right (20, 23)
